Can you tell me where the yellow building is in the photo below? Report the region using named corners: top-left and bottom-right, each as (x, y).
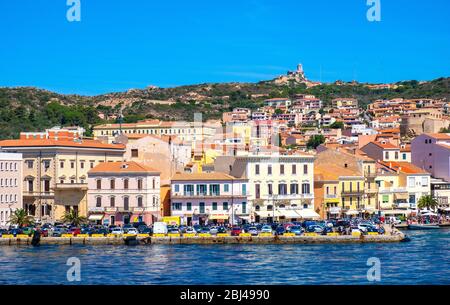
top-left (0, 132), bottom-right (125, 222)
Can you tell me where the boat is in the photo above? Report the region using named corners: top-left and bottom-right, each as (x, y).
top-left (407, 224), bottom-right (440, 230)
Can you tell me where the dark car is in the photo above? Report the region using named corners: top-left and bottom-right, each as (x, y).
top-left (289, 225), bottom-right (303, 235)
top-left (200, 227), bottom-right (210, 234)
top-left (139, 226), bottom-right (152, 234)
top-left (94, 228), bottom-right (109, 235)
top-left (275, 226), bottom-right (286, 235)
top-left (8, 228), bottom-right (23, 237)
top-left (217, 226), bottom-right (227, 234)
top-left (132, 222), bottom-right (147, 229)
top-left (230, 227), bottom-right (242, 236)
top-left (193, 224), bottom-right (202, 233)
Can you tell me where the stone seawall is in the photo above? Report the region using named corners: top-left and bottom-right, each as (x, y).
top-left (0, 232), bottom-right (405, 246)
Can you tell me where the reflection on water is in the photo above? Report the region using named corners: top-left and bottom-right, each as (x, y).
top-left (0, 230), bottom-right (449, 285)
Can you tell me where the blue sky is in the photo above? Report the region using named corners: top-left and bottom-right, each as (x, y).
top-left (0, 0), bottom-right (449, 95)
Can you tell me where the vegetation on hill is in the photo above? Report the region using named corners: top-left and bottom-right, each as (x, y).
top-left (0, 76), bottom-right (448, 140)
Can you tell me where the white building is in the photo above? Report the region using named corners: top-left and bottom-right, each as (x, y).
top-left (0, 153), bottom-right (23, 227)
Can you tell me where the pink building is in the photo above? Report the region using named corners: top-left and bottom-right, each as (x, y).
top-left (411, 133), bottom-right (450, 182)
top-left (87, 161), bottom-right (160, 226)
top-left (0, 153), bottom-right (23, 227)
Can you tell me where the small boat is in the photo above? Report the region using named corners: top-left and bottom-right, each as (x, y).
top-left (407, 224), bottom-right (440, 230)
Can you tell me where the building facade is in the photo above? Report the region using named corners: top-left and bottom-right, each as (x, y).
top-left (0, 153), bottom-right (23, 227)
top-left (87, 161), bottom-right (161, 226)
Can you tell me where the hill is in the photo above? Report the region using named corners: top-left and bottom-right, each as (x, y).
top-left (0, 76), bottom-right (449, 140)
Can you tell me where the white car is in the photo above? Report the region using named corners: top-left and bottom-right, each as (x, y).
top-left (185, 227), bottom-right (196, 234)
top-left (111, 227), bottom-right (124, 235)
top-left (261, 225), bottom-right (272, 233)
top-left (126, 228), bottom-right (138, 234)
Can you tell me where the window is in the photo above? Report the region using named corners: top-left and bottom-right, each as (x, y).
top-left (43, 180), bottom-right (50, 192)
top-left (255, 164), bottom-right (260, 175)
top-left (278, 184), bottom-right (287, 195)
top-left (199, 202), bottom-right (205, 213)
top-left (184, 185), bottom-right (194, 196)
top-left (385, 152), bottom-right (389, 160)
top-left (421, 177), bottom-right (428, 187)
top-left (43, 160), bottom-right (50, 169)
top-left (90, 162), bottom-right (94, 169)
top-left (124, 179), bottom-right (129, 189)
top-left (137, 197), bottom-right (143, 208)
top-left (212, 202), bottom-right (218, 210)
top-left (131, 149), bottom-right (139, 158)
top-left (152, 179), bottom-right (156, 189)
top-left (96, 179), bottom-right (101, 190)
top-left (292, 164), bottom-right (297, 175)
top-left (224, 184), bottom-right (229, 192)
top-left (302, 183), bottom-right (310, 194)
top-left (110, 179), bottom-right (115, 189)
top-left (267, 183), bottom-right (273, 195)
top-left (408, 177), bottom-right (415, 188)
top-left (395, 152), bottom-right (399, 159)
top-left (223, 202), bottom-right (228, 210)
top-left (242, 202), bottom-right (247, 214)
top-left (70, 162), bottom-right (75, 169)
top-left (96, 197), bottom-right (102, 207)
top-left (110, 197), bottom-right (115, 207)
top-left (268, 165), bottom-right (272, 175)
top-left (172, 202), bottom-right (182, 211)
top-left (409, 194), bottom-right (416, 204)
top-left (280, 164), bottom-right (285, 175)
top-left (209, 184), bottom-right (220, 196)
top-left (242, 184), bottom-right (247, 195)
top-left (174, 184), bottom-right (179, 192)
top-left (27, 160), bottom-right (34, 169)
top-left (186, 202), bottom-right (192, 211)
top-left (80, 162), bottom-right (84, 169)
top-left (124, 197), bottom-right (129, 210)
top-left (60, 161), bottom-right (64, 168)
top-left (290, 183), bottom-right (299, 194)
top-left (255, 184), bottom-right (260, 199)
top-left (326, 186), bottom-right (329, 195)
top-left (303, 164), bottom-right (308, 174)
top-left (28, 180), bottom-right (34, 192)
top-left (267, 205), bottom-right (273, 211)
top-left (137, 179), bottom-right (143, 190)
top-left (403, 153), bottom-right (407, 160)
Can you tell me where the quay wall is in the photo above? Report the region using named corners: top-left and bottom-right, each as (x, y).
top-left (0, 233), bottom-right (405, 246)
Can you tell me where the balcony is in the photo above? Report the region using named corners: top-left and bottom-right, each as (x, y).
top-left (364, 188), bottom-right (378, 194)
top-left (55, 183), bottom-right (88, 191)
top-left (341, 189), bottom-right (364, 196)
top-left (325, 194), bottom-right (338, 199)
top-left (23, 191), bottom-right (54, 198)
top-left (378, 187), bottom-right (407, 194)
top-left (172, 192), bottom-right (246, 199)
top-left (274, 193), bottom-right (314, 200)
top-left (364, 172), bottom-right (377, 179)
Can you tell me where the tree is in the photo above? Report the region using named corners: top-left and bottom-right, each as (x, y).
top-left (60, 209), bottom-right (87, 226)
top-left (307, 135), bottom-right (325, 149)
top-left (417, 195), bottom-right (439, 211)
top-left (274, 108), bottom-right (283, 115)
top-left (8, 209), bottom-right (35, 227)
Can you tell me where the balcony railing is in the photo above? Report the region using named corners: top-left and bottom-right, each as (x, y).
top-left (325, 194), bottom-right (338, 199)
top-left (378, 187), bottom-right (407, 194)
top-left (341, 190), bottom-right (364, 196)
top-left (55, 183), bottom-right (88, 190)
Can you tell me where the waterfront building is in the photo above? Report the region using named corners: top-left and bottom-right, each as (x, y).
top-left (214, 153), bottom-right (318, 223)
top-left (0, 153), bottom-right (23, 227)
top-left (170, 172), bottom-right (248, 225)
top-left (411, 133), bottom-right (450, 182)
top-left (0, 130), bottom-right (125, 222)
top-left (377, 161), bottom-right (431, 212)
top-left (87, 161), bottom-right (161, 225)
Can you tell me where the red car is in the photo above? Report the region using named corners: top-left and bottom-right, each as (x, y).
top-left (230, 227), bottom-right (242, 236)
top-left (69, 227), bottom-right (81, 236)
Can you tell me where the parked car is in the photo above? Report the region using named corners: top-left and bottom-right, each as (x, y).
top-left (200, 227), bottom-right (210, 234)
top-left (193, 224), bottom-right (202, 233)
top-left (52, 227), bottom-right (67, 237)
top-left (247, 227), bottom-right (258, 236)
top-left (68, 227), bottom-right (81, 236)
top-left (111, 227), bottom-right (124, 235)
top-left (275, 226), bottom-right (286, 235)
top-left (289, 225), bottom-right (303, 235)
top-left (260, 225), bottom-right (273, 233)
top-left (138, 226), bottom-right (152, 234)
top-left (306, 225), bottom-right (324, 233)
top-left (94, 228), bottom-right (109, 235)
top-left (168, 227), bottom-right (180, 234)
top-left (185, 227), bottom-right (196, 234)
top-left (126, 228), bottom-right (138, 234)
top-left (209, 226), bottom-right (219, 235)
top-left (230, 227), bottom-right (242, 236)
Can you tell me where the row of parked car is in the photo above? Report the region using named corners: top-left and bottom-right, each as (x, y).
top-left (0, 217), bottom-right (385, 238)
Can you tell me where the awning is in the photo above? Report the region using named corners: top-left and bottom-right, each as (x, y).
top-left (296, 210), bottom-right (320, 219)
top-left (345, 210), bottom-right (359, 215)
top-left (394, 193), bottom-right (409, 200)
top-left (255, 210), bottom-right (281, 218)
top-left (209, 214), bottom-right (229, 220)
top-left (382, 209), bottom-right (412, 215)
top-left (88, 214), bottom-right (104, 221)
top-left (278, 209), bottom-right (300, 218)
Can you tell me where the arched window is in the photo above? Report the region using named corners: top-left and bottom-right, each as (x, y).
top-left (137, 196), bottom-right (143, 208)
top-left (124, 179), bottom-right (129, 189)
top-left (267, 205), bottom-right (273, 211)
top-left (255, 205), bottom-right (260, 211)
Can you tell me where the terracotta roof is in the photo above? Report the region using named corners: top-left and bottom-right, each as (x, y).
top-left (88, 161), bottom-right (159, 174)
top-left (369, 141), bottom-right (399, 149)
top-left (378, 161), bottom-right (428, 174)
top-left (0, 139), bottom-right (125, 150)
top-left (171, 172), bottom-right (244, 181)
top-left (427, 133), bottom-right (450, 140)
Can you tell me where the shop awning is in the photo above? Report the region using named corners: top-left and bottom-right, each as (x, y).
top-left (255, 210), bottom-right (281, 218)
top-left (296, 210), bottom-right (320, 219)
top-left (394, 193), bottom-right (409, 200)
top-left (278, 209), bottom-right (300, 218)
top-left (209, 214), bottom-right (229, 220)
top-left (88, 214), bottom-right (104, 221)
top-left (345, 210), bottom-right (359, 215)
top-left (382, 209), bottom-right (412, 215)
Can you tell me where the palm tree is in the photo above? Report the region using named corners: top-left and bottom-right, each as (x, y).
top-left (8, 209), bottom-right (35, 227)
top-left (60, 209), bottom-right (87, 226)
top-left (417, 195), bottom-right (439, 211)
